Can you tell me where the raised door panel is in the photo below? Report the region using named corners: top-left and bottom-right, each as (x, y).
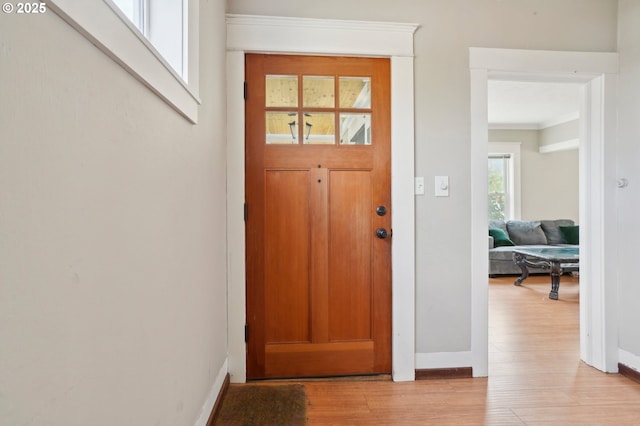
top-left (264, 170), bottom-right (311, 344)
top-left (328, 170), bottom-right (373, 342)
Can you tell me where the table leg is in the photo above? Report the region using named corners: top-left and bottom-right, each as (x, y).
top-left (549, 260), bottom-right (561, 300)
top-left (513, 252), bottom-right (529, 286)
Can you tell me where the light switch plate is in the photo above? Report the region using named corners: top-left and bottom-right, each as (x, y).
top-left (415, 177), bottom-right (425, 195)
top-left (435, 176), bottom-right (449, 197)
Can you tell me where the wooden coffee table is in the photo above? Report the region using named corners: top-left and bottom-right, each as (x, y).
top-left (512, 247), bottom-right (579, 300)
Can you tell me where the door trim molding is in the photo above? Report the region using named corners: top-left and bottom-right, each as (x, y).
top-left (226, 14), bottom-right (419, 382)
top-left (226, 14), bottom-right (418, 57)
top-left (470, 47), bottom-right (619, 376)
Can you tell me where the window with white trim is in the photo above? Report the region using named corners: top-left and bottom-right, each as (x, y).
top-left (488, 154), bottom-right (511, 220)
top-left (488, 142), bottom-right (521, 220)
top-left (110, 0), bottom-right (187, 79)
top-left (46, 0), bottom-right (199, 122)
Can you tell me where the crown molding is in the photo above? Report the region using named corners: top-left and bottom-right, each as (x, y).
top-left (539, 138), bottom-right (579, 153)
top-left (490, 111), bottom-right (580, 131)
top-left (489, 123), bottom-right (540, 130)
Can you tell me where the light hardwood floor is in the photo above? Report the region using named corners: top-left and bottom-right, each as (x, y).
top-left (299, 275), bottom-right (640, 425)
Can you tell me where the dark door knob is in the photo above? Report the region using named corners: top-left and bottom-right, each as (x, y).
top-left (376, 206), bottom-right (387, 216)
top-left (376, 228), bottom-right (388, 239)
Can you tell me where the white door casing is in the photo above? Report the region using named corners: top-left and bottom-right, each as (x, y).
top-left (226, 15), bottom-right (419, 383)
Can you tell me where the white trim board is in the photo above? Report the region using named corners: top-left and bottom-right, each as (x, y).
top-left (619, 349), bottom-right (640, 373)
top-left (226, 14), bottom-right (418, 57)
top-left (194, 358), bottom-right (228, 426)
top-left (471, 47), bottom-right (619, 377)
top-left (47, 0), bottom-right (201, 123)
top-left (539, 138), bottom-right (579, 153)
top-left (415, 352), bottom-right (472, 369)
top-left (489, 123), bottom-right (541, 130)
top-left (226, 14), bottom-right (419, 383)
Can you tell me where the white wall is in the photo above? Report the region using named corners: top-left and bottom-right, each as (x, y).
top-left (0, 1), bottom-right (229, 425)
top-left (227, 0), bottom-right (617, 356)
top-left (617, 0), bottom-right (640, 363)
top-left (490, 129), bottom-right (579, 222)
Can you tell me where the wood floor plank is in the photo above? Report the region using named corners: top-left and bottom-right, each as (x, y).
top-left (294, 275), bottom-right (640, 425)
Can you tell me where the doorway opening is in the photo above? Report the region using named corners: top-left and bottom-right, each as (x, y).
top-left (487, 78), bottom-right (582, 376)
top-left (470, 47), bottom-right (619, 377)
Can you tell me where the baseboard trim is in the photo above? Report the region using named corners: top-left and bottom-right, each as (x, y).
top-left (206, 373), bottom-right (230, 426)
top-left (195, 359), bottom-right (229, 426)
top-left (415, 367), bottom-right (473, 380)
top-left (618, 363), bottom-right (640, 385)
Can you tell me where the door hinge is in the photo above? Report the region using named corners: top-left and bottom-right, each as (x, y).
top-left (243, 81), bottom-right (247, 100)
top-left (244, 203), bottom-right (248, 221)
top-left (244, 324), bottom-right (249, 342)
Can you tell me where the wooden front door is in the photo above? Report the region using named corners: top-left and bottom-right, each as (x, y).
top-left (245, 54), bottom-right (391, 379)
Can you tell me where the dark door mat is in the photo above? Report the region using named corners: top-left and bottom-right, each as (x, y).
top-left (214, 384), bottom-right (307, 425)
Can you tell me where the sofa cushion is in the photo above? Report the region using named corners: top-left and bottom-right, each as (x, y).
top-left (559, 225), bottom-right (580, 244)
top-left (540, 219), bottom-right (575, 244)
top-left (489, 228), bottom-right (515, 247)
top-left (506, 220), bottom-right (548, 245)
top-left (488, 246), bottom-right (519, 261)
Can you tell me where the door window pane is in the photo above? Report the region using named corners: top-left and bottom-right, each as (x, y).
top-left (266, 112), bottom-right (298, 144)
top-left (265, 75), bottom-right (374, 146)
top-left (303, 113), bottom-right (335, 144)
top-left (266, 75), bottom-right (298, 107)
top-left (303, 76), bottom-right (335, 108)
top-left (340, 113), bottom-right (371, 145)
top-left (340, 77), bottom-right (371, 108)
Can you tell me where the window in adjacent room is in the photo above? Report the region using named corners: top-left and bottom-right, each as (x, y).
top-left (488, 154), bottom-right (511, 220)
top-left (488, 142), bottom-right (521, 221)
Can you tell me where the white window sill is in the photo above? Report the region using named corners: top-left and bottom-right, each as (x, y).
top-left (46, 0), bottom-right (200, 123)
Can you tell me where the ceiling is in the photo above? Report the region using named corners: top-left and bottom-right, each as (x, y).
top-left (488, 80), bottom-right (582, 129)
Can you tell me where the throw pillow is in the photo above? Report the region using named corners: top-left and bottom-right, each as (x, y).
top-left (506, 220), bottom-right (548, 245)
top-left (540, 219), bottom-right (575, 245)
top-left (559, 225), bottom-right (579, 245)
top-left (489, 228), bottom-right (515, 247)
